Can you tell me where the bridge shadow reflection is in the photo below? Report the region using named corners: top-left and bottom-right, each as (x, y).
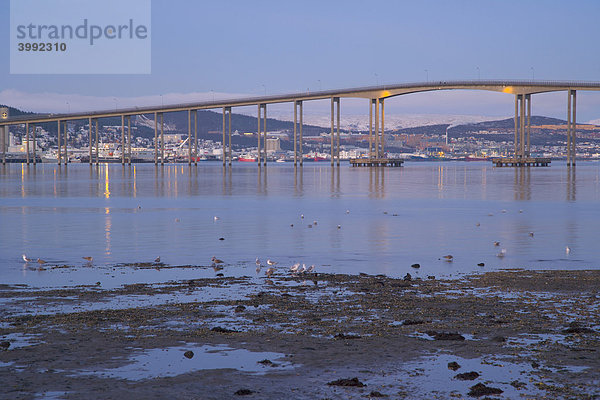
top-left (567, 166), bottom-right (576, 202)
top-left (368, 167), bottom-right (385, 198)
top-left (294, 165), bottom-right (303, 196)
top-left (513, 167), bottom-right (531, 201)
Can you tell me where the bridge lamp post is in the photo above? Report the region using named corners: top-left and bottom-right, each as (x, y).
top-left (425, 69), bottom-right (428, 82)
top-left (530, 67), bottom-right (535, 81)
top-left (318, 80), bottom-right (321, 91)
top-left (262, 84), bottom-right (266, 95)
top-left (66, 101), bottom-right (70, 113)
top-left (114, 98), bottom-right (118, 111)
top-left (375, 73), bottom-right (379, 85)
top-left (476, 66), bottom-right (480, 80)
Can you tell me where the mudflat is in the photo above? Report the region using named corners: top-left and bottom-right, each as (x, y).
top-left (1, 268), bottom-right (599, 399)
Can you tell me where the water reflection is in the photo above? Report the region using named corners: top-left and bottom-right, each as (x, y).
top-left (513, 167), bottom-right (531, 201)
top-left (2, 162), bottom-right (600, 282)
top-left (567, 166), bottom-right (576, 202)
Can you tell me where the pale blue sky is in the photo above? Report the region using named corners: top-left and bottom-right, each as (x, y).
top-left (2, 0), bottom-right (600, 120)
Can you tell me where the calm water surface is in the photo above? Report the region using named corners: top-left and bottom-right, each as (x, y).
top-left (1, 161), bottom-right (599, 287)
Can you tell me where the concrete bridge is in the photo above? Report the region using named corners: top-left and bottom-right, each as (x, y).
top-left (2, 80), bottom-right (599, 166)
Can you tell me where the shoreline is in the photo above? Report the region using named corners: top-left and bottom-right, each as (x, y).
top-left (1, 268), bottom-right (599, 399)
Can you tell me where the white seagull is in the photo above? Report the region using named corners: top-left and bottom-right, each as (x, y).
top-left (22, 254), bottom-right (32, 263)
top-left (267, 259), bottom-right (277, 266)
top-left (290, 263), bottom-right (300, 273)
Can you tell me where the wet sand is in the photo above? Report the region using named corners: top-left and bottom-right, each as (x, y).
top-left (1, 267), bottom-right (599, 399)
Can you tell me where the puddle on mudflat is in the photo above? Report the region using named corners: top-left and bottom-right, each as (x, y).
top-left (33, 391), bottom-right (69, 400)
top-left (78, 343), bottom-right (295, 380)
top-left (0, 332), bottom-right (44, 349)
top-left (398, 352), bottom-right (545, 398)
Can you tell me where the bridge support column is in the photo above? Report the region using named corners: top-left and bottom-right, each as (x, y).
top-left (222, 107), bottom-right (226, 166)
top-left (294, 101), bottom-right (297, 165)
top-left (121, 115), bottom-right (125, 165)
top-left (336, 97), bottom-right (341, 166)
top-left (257, 104), bottom-right (267, 166)
top-left (57, 121), bottom-right (61, 165)
top-left (154, 112), bottom-right (158, 165)
top-left (330, 98), bottom-right (335, 166)
top-left (188, 110), bottom-right (192, 165)
top-left (25, 123), bottom-right (30, 164)
top-left (160, 113), bottom-right (165, 164)
top-left (88, 117), bottom-right (93, 164)
top-left (1, 125), bottom-right (5, 165)
top-left (369, 99), bottom-right (373, 158)
top-left (194, 110), bottom-right (198, 166)
top-left (380, 98), bottom-right (385, 158)
top-left (228, 107), bottom-right (232, 165)
top-left (127, 116), bottom-right (132, 165)
top-left (514, 95), bottom-right (518, 158)
top-left (32, 124), bottom-right (36, 165)
top-left (520, 93), bottom-right (525, 158)
top-left (63, 121), bottom-right (68, 164)
top-left (299, 101), bottom-right (303, 165)
top-left (374, 99), bottom-right (380, 158)
top-left (526, 94), bottom-right (531, 157)
top-left (567, 90), bottom-right (577, 166)
top-left (263, 104), bottom-right (267, 166)
top-left (95, 120), bottom-right (99, 164)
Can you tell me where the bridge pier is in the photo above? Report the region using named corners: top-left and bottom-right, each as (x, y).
top-left (88, 118), bottom-right (92, 165)
top-left (221, 107), bottom-right (232, 166)
top-left (95, 119), bottom-right (99, 164)
top-left (567, 90), bottom-right (577, 166)
top-left (63, 121), bottom-right (68, 164)
top-left (330, 97), bottom-right (340, 166)
top-left (1, 126), bottom-right (5, 164)
top-left (293, 100), bottom-right (304, 166)
top-left (257, 104), bottom-right (267, 166)
top-left (25, 123), bottom-right (30, 164)
top-left (32, 124), bottom-right (36, 165)
top-left (154, 112), bottom-right (158, 165)
top-left (127, 116), bottom-right (132, 165)
top-left (187, 110), bottom-right (192, 165)
top-left (194, 110), bottom-right (198, 165)
top-left (160, 113), bottom-right (165, 164)
top-left (121, 115), bottom-right (125, 165)
top-left (57, 121), bottom-right (61, 165)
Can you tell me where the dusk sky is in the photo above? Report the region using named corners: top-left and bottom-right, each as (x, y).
top-left (2, 0), bottom-right (600, 121)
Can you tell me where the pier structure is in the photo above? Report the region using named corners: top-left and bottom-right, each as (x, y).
top-left (2, 80), bottom-right (600, 166)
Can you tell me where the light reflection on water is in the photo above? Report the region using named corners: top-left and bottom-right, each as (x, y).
top-left (1, 161), bottom-right (599, 287)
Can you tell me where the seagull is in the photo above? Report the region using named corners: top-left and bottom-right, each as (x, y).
top-left (213, 216), bottom-right (220, 221)
top-left (566, 246), bottom-right (571, 255)
top-left (36, 258), bottom-right (46, 264)
top-left (211, 256), bottom-right (224, 264)
top-left (497, 249), bottom-right (507, 258)
top-left (300, 214), bottom-right (304, 219)
top-left (493, 241), bottom-right (500, 247)
top-left (313, 221), bottom-right (317, 226)
top-left (266, 259), bottom-right (277, 266)
top-left (529, 232), bottom-right (534, 237)
top-left (265, 267), bottom-right (275, 278)
top-left (475, 222), bottom-right (480, 227)
top-left (346, 210), bottom-right (350, 214)
top-left (337, 225), bottom-right (341, 229)
top-left (154, 256), bottom-right (160, 263)
top-left (255, 257), bottom-right (261, 266)
top-left (174, 218), bottom-right (180, 222)
top-left (299, 264), bottom-right (307, 274)
top-left (82, 256), bottom-right (93, 262)
top-left (22, 254), bottom-right (32, 263)
top-left (290, 263), bottom-right (300, 273)
top-left (442, 255), bottom-right (453, 261)
top-left (306, 265), bottom-right (315, 273)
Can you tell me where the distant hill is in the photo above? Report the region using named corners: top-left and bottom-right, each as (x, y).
top-left (0, 104), bottom-right (36, 118)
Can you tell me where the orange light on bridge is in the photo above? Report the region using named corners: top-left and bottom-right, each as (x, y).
top-left (502, 86), bottom-right (514, 94)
